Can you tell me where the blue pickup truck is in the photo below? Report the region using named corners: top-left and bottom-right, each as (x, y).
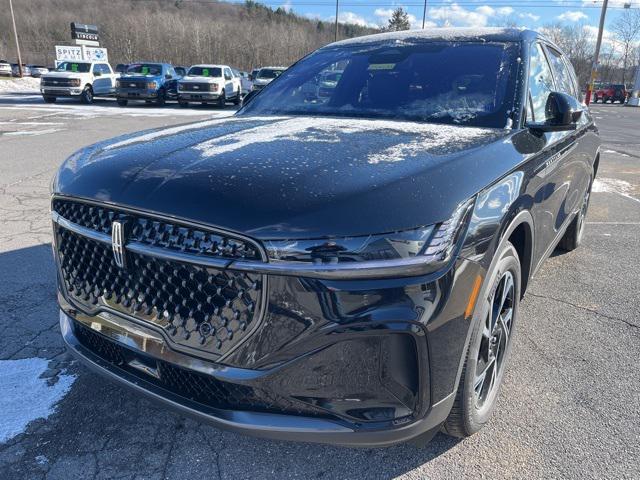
top-left (116, 63), bottom-right (181, 106)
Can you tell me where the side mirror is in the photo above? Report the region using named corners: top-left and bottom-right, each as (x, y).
top-left (94, 71), bottom-right (102, 77)
top-left (165, 74), bottom-right (172, 79)
top-left (528, 92), bottom-right (583, 133)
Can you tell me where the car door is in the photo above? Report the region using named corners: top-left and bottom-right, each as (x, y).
top-left (165, 67), bottom-right (178, 98)
top-left (524, 42), bottom-right (584, 268)
top-left (92, 64), bottom-right (112, 95)
top-left (224, 68), bottom-right (235, 96)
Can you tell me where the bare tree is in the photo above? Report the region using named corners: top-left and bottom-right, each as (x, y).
top-left (611, 9), bottom-right (640, 84)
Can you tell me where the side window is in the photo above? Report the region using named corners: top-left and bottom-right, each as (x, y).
top-left (167, 67), bottom-right (175, 78)
top-left (545, 47), bottom-right (576, 98)
top-left (92, 64), bottom-right (101, 75)
top-left (528, 43), bottom-right (555, 123)
top-left (224, 68), bottom-right (232, 80)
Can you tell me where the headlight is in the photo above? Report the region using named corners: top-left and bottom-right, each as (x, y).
top-left (209, 83), bottom-right (219, 91)
top-left (147, 81), bottom-right (157, 89)
top-left (259, 197), bottom-right (475, 279)
top-left (70, 78), bottom-right (81, 87)
top-left (115, 79), bottom-right (121, 88)
top-left (178, 83), bottom-right (184, 90)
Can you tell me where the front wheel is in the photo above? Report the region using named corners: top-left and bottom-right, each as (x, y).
top-left (156, 88), bottom-right (166, 106)
top-left (116, 98), bottom-right (128, 107)
top-left (217, 90), bottom-right (226, 108)
top-left (178, 99), bottom-right (189, 108)
top-left (443, 241), bottom-right (521, 438)
top-left (42, 96), bottom-right (56, 103)
top-left (80, 86), bottom-right (94, 104)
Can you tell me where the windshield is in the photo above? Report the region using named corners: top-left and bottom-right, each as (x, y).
top-left (55, 62), bottom-right (91, 73)
top-left (257, 68), bottom-right (285, 79)
top-left (241, 41), bottom-right (518, 128)
top-left (126, 64), bottom-right (162, 75)
top-left (188, 66), bottom-right (222, 77)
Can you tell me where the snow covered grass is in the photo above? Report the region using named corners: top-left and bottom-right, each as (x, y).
top-left (0, 76), bottom-right (40, 93)
top-left (0, 358), bottom-right (76, 444)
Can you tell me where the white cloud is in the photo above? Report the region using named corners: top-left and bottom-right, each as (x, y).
top-left (426, 3), bottom-right (519, 28)
top-left (519, 12), bottom-right (541, 22)
top-left (339, 11), bottom-right (377, 28)
top-left (557, 11), bottom-right (589, 22)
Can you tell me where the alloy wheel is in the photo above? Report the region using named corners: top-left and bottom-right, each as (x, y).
top-left (474, 270), bottom-right (515, 410)
top-left (577, 184), bottom-right (591, 242)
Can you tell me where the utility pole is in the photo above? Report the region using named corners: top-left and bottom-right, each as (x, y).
top-left (334, 0), bottom-right (339, 42)
top-left (586, 0), bottom-right (609, 105)
top-left (9, 0), bottom-right (23, 78)
top-left (422, 0), bottom-right (428, 29)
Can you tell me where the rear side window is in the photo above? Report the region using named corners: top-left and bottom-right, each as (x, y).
top-left (545, 47), bottom-right (577, 98)
top-left (527, 43), bottom-right (555, 122)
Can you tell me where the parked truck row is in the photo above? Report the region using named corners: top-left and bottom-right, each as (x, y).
top-left (37, 60), bottom-right (287, 107)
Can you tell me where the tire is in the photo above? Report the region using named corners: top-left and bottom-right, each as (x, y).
top-left (443, 241), bottom-right (521, 438)
top-left (559, 177), bottom-right (592, 252)
top-left (217, 90), bottom-right (226, 108)
top-left (116, 98), bottom-right (128, 107)
top-left (80, 86), bottom-right (94, 104)
top-left (604, 96), bottom-right (610, 103)
top-left (233, 88), bottom-right (242, 106)
top-left (156, 88), bottom-right (166, 106)
top-left (178, 100), bottom-right (189, 108)
top-left (42, 96), bottom-right (56, 103)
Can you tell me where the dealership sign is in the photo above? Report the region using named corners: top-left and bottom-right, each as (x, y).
top-left (55, 45), bottom-right (109, 62)
top-left (71, 23), bottom-right (99, 42)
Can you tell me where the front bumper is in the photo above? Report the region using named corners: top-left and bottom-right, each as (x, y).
top-left (117, 88), bottom-right (158, 100)
top-left (41, 87), bottom-right (82, 96)
top-left (178, 91), bottom-right (220, 101)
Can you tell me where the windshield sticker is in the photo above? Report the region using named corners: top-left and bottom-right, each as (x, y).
top-left (368, 63), bottom-right (396, 70)
top-left (142, 66), bottom-right (149, 75)
top-left (203, 68), bottom-right (209, 77)
top-left (71, 64), bottom-right (78, 72)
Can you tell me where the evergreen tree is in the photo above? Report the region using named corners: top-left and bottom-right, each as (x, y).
top-left (387, 7), bottom-right (411, 31)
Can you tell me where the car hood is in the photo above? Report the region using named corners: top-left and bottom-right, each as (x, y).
top-left (54, 115), bottom-right (519, 240)
top-left (42, 71), bottom-right (85, 79)
top-left (180, 76), bottom-right (220, 84)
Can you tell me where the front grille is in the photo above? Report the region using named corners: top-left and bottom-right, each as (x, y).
top-left (41, 77), bottom-right (77, 87)
top-left (180, 83), bottom-right (211, 91)
top-left (120, 80), bottom-right (147, 89)
top-left (52, 199), bottom-right (261, 261)
top-left (53, 198), bottom-right (265, 358)
top-left (73, 321), bottom-right (323, 417)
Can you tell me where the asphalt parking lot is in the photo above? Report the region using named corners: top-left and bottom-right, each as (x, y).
top-left (0, 94), bottom-right (638, 480)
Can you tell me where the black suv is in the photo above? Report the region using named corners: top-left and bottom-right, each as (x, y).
top-left (51, 28), bottom-right (599, 447)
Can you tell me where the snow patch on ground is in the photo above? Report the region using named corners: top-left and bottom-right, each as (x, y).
top-left (593, 178), bottom-right (640, 204)
top-left (0, 77), bottom-right (40, 93)
top-left (602, 149), bottom-right (630, 157)
top-left (0, 358), bottom-right (76, 444)
top-left (4, 128), bottom-right (61, 136)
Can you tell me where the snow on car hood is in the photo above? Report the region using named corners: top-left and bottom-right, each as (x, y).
top-left (54, 115), bottom-right (517, 239)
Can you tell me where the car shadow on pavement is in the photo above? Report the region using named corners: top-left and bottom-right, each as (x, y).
top-left (0, 244), bottom-right (462, 479)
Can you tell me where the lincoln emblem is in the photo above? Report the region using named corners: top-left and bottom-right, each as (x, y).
top-left (111, 221), bottom-right (126, 268)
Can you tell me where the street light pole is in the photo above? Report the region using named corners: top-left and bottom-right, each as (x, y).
top-left (586, 0), bottom-right (609, 105)
top-left (422, 0), bottom-right (428, 29)
top-left (9, 0), bottom-right (24, 78)
top-left (334, 0), bottom-right (339, 42)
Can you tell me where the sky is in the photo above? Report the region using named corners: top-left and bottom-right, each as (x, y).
top-left (238, 0), bottom-right (640, 34)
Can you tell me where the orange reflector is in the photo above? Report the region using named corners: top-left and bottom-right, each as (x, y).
top-left (464, 275), bottom-right (483, 319)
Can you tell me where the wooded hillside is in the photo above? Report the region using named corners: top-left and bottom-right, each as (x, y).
top-left (0, 0), bottom-right (378, 70)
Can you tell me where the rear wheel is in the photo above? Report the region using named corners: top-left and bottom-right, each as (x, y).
top-left (217, 90), bottom-right (226, 108)
top-left (444, 242), bottom-right (520, 438)
top-left (233, 88), bottom-right (242, 106)
top-left (42, 95), bottom-right (56, 103)
top-left (80, 86), bottom-right (94, 104)
top-left (559, 177), bottom-right (592, 252)
top-left (116, 98), bottom-right (128, 107)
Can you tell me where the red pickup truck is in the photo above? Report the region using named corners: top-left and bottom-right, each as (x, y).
top-left (593, 84), bottom-right (628, 103)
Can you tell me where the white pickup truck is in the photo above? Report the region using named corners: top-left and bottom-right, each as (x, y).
top-left (177, 64), bottom-right (242, 107)
top-left (40, 61), bottom-right (118, 104)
